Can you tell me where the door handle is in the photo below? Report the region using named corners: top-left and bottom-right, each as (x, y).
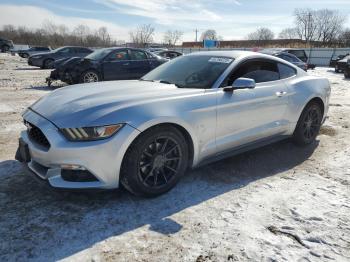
top-left (276, 91), bottom-right (287, 97)
top-left (122, 62), bottom-right (130, 66)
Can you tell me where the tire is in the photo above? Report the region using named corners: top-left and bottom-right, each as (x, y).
top-left (80, 70), bottom-right (100, 83)
top-left (22, 53), bottom-right (29, 58)
top-left (1, 45), bottom-right (10, 53)
top-left (293, 102), bottom-right (323, 146)
top-left (43, 59), bottom-right (54, 69)
top-left (344, 70), bottom-right (350, 79)
top-left (120, 126), bottom-right (189, 197)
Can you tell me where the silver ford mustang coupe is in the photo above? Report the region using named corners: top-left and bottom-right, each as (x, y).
top-left (16, 51), bottom-right (330, 196)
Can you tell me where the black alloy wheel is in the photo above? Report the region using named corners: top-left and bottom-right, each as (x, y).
top-left (138, 136), bottom-right (182, 189)
top-left (293, 102), bottom-right (322, 145)
top-left (121, 126), bottom-right (189, 197)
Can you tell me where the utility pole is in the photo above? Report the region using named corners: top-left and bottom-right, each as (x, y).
top-left (194, 29), bottom-right (199, 42)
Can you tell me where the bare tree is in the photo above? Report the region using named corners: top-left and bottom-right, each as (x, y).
top-left (294, 8), bottom-right (318, 43)
top-left (338, 28), bottom-right (350, 47)
top-left (0, 23), bottom-right (117, 48)
top-left (314, 9), bottom-right (346, 45)
top-left (97, 27), bottom-right (112, 46)
top-left (278, 28), bottom-right (299, 39)
top-left (247, 27), bottom-right (274, 40)
top-left (129, 24), bottom-right (155, 47)
top-left (163, 30), bottom-right (183, 46)
top-left (200, 29), bottom-right (222, 41)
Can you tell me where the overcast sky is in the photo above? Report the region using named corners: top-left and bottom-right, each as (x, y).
top-left (0, 0), bottom-right (349, 42)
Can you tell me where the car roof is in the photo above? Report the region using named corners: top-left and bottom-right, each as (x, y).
top-left (262, 48), bottom-right (304, 52)
top-left (187, 50), bottom-right (254, 59)
top-left (187, 50), bottom-right (287, 60)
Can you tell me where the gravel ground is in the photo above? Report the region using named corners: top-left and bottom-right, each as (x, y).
top-left (0, 53), bottom-right (349, 262)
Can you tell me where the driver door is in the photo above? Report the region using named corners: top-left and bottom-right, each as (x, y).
top-left (215, 59), bottom-right (290, 153)
top-left (102, 49), bottom-right (130, 80)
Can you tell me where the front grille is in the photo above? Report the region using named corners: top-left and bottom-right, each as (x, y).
top-left (26, 121), bottom-right (51, 149)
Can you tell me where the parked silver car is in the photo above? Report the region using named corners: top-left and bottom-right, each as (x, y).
top-left (18, 46), bottom-right (51, 58)
top-left (16, 51), bottom-right (330, 196)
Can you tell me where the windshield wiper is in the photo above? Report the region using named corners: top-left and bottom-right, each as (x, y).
top-left (139, 79), bottom-right (155, 82)
top-left (158, 80), bottom-right (183, 88)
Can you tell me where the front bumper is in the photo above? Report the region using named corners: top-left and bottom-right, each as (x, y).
top-left (28, 57), bottom-right (43, 67)
top-left (17, 109), bottom-right (140, 189)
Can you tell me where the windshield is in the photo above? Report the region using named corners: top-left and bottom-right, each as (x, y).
top-left (142, 55), bottom-right (233, 89)
top-left (85, 48), bottom-right (112, 60)
top-left (52, 47), bottom-right (66, 53)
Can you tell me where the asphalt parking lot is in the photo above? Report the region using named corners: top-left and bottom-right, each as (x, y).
top-left (0, 53), bottom-right (349, 262)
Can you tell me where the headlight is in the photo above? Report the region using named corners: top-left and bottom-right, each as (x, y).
top-left (60, 124), bottom-right (124, 141)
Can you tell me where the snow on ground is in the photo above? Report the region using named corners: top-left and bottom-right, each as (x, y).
top-left (0, 53), bottom-right (349, 262)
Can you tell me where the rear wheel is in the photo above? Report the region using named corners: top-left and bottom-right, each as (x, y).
top-left (80, 70), bottom-right (100, 83)
top-left (344, 70), bottom-right (350, 79)
top-left (335, 65), bottom-right (339, 73)
top-left (1, 45), bottom-right (10, 53)
top-left (121, 126), bottom-right (189, 197)
top-left (43, 59), bottom-right (54, 69)
top-left (293, 102), bottom-right (322, 146)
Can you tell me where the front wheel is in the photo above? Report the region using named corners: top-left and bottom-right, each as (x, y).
top-left (80, 70), bottom-right (100, 83)
top-left (121, 126), bottom-right (189, 197)
top-left (43, 59), bottom-right (54, 69)
top-left (293, 102), bottom-right (322, 146)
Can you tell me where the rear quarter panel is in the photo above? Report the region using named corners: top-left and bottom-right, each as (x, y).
top-left (284, 74), bottom-right (330, 132)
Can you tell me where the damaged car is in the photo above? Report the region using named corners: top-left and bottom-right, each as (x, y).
top-left (47, 47), bottom-right (168, 85)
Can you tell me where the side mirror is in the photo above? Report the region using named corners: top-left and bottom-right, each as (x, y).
top-left (223, 78), bottom-right (256, 92)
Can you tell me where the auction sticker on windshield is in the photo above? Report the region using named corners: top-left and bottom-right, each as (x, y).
top-left (208, 57), bottom-right (233, 63)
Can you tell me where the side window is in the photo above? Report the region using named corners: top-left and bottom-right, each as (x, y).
top-left (225, 60), bottom-right (279, 85)
top-left (278, 63), bottom-right (297, 79)
top-left (168, 52), bottom-right (178, 58)
top-left (278, 54), bottom-right (293, 62)
top-left (58, 48), bottom-right (70, 53)
top-left (106, 50), bottom-right (129, 61)
top-left (288, 50), bottom-right (307, 61)
top-left (79, 48), bottom-right (92, 53)
top-left (130, 50), bottom-right (148, 60)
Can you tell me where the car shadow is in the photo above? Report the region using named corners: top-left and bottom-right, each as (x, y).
top-left (15, 67), bottom-right (43, 71)
top-left (0, 139), bottom-right (319, 261)
top-left (25, 84), bottom-right (65, 91)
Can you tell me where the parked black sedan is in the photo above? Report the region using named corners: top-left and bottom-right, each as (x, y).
top-left (329, 53), bottom-right (349, 68)
top-left (335, 55), bottom-right (350, 73)
top-left (47, 47), bottom-right (168, 85)
top-left (344, 60), bottom-right (350, 78)
top-left (28, 46), bottom-right (93, 69)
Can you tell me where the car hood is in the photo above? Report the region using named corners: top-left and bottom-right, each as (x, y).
top-left (29, 80), bottom-right (204, 128)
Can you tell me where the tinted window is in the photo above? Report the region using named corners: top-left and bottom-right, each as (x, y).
top-left (225, 60), bottom-right (279, 85)
top-left (57, 48), bottom-right (71, 53)
top-left (278, 63), bottom-right (297, 79)
top-left (130, 50), bottom-right (147, 60)
top-left (106, 50), bottom-right (129, 61)
top-left (288, 50), bottom-right (306, 60)
top-left (78, 48), bottom-right (92, 53)
top-left (37, 47), bottom-right (49, 51)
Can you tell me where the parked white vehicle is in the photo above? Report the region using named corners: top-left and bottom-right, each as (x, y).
top-left (16, 51), bottom-right (330, 196)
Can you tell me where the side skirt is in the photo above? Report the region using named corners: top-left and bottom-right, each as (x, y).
top-left (196, 135), bottom-right (290, 167)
